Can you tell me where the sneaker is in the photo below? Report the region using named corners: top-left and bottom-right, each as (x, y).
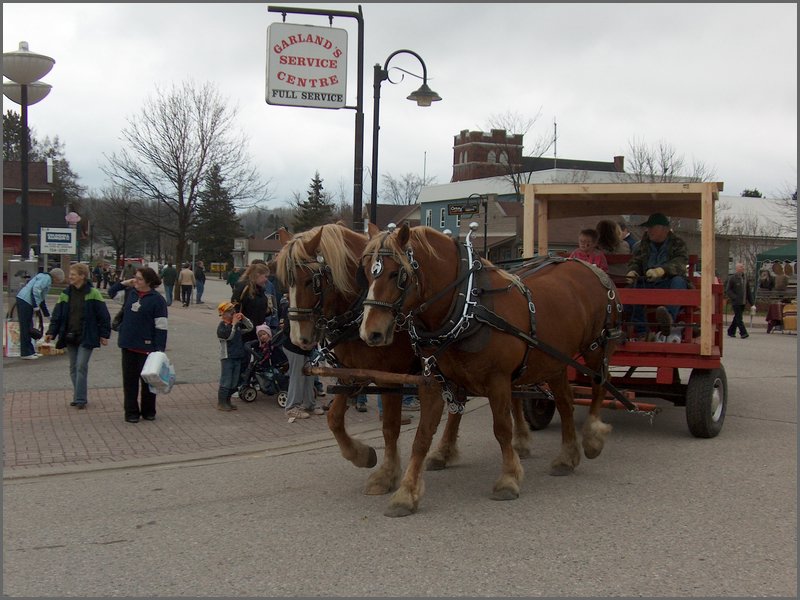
top-left (231, 391), bottom-right (240, 399)
top-left (741, 333), bottom-right (749, 339)
top-left (655, 306), bottom-right (673, 336)
top-left (20, 354), bottom-right (39, 360)
top-left (216, 403), bottom-right (234, 412)
top-left (402, 398), bottom-right (420, 411)
top-left (286, 406), bottom-right (310, 420)
top-left (313, 406), bottom-right (325, 416)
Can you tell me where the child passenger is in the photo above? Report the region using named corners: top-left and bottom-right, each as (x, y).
top-left (568, 228), bottom-right (609, 272)
top-left (216, 301), bottom-right (253, 411)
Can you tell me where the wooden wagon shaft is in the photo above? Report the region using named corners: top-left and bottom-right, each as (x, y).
top-left (303, 365), bottom-right (432, 387)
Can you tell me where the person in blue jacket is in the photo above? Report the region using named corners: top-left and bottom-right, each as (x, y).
top-left (44, 263), bottom-right (111, 409)
top-left (15, 267), bottom-right (65, 359)
top-left (108, 266), bottom-right (168, 423)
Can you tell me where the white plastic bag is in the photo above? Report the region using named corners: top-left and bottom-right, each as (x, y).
top-left (141, 351), bottom-right (176, 394)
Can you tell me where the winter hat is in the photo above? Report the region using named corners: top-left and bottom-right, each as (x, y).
top-left (256, 324), bottom-right (272, 340)
top-left (217, 301), bottom-right (237, 316)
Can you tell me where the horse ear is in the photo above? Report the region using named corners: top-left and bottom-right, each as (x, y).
top-left (301, 227), bottom-right (324, 257)
top-left (277, 227), bottom-right (292, 246)
top-left (397, 222), bottom-right (411, 247)
top-left (367, 222), bottom-right (380, 238)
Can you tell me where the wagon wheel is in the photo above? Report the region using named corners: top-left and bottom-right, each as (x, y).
top-left (276, 391), bottom-right (288, 409)
top-left (240, 386), bottom-right (258, 403)
top-left (685, 367), bottom-right (727, 438)
top-left (522, 396), bottom-right (556, 430)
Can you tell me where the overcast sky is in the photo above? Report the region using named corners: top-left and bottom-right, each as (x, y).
top-left (3, 3), bottom-right (797, 210)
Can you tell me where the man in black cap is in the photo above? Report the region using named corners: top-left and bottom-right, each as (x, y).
top-left (625, 212), bottom-right (689, 340)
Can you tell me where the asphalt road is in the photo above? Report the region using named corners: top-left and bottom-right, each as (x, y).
top-left (2, 319), bottom-right (796, 597)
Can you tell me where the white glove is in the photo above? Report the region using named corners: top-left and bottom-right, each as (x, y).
top-left (645, 267), bottom-right (665, 282)
top-left (625, 271), bottom-right (638, 285)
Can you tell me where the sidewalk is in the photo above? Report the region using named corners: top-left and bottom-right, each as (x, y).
top-left (3, 381), bottom-right (388, 479)
top-left (2, 277), bottom-right (396, 479)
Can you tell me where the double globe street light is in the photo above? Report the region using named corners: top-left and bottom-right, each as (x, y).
top-left (3, 41), bottom-right (55, 258)
top-left (369, 49), bottom-right (441, 226)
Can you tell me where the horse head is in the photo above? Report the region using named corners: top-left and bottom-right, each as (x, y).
top-left (275, 223), bottom-right (364, 350)
top-left (360, 223), bottom-right (452, 347)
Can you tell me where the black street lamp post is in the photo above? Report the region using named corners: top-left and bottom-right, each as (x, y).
top-left (468, 193), bottom-right (489, 258)
top-left (370, 49), bottom-right (440, 226)
top-left (3, 41), bottom-right (55, 259)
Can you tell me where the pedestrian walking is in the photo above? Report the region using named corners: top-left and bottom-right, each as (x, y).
top-left (194, 260), bottom-right (207, 304)
top-left (726, 262), bottom-right (755, 339)
top-left (44, 263), bottom-right (111, 409)
top-left (160, 262), bottom-right (178, 306)
top-left (108, 266), bottom-right (168, 423)
top-left (177, 263), bottom-right (195, 307)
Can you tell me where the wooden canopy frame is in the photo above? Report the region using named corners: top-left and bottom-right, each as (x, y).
top-left (521, 182), bottom-right (724, 355)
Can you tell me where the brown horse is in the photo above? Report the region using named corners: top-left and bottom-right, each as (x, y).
top-left (276, 223), bottom-right (452, 509)
top-left (360, 224), bottom-right (622, 508)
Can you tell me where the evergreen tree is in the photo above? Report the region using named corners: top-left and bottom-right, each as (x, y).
top-left (192, 164), bottom-right (242, 266)
top-left (293, 171), bottom-right (335, 232)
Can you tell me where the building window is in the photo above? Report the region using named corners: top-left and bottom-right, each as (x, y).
top-left (455, 214), bottom-right (461, 228)
top-left (425, 209), bottom-right (432, 227)
top-left (499, 151), bottom-right (508, 165)
top-left (487, 150), bottom-right (496, 163)
top-left (439, 208), bottom-right (446, 228)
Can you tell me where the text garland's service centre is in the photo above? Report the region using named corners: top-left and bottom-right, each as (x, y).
top-left (266, 22), bottom-right (348, 109)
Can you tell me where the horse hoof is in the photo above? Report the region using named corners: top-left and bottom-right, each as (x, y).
top-left (490, 488), bottom-right (519, 501)
top-left (549, 464), bottom-right (574, 476)
top-left (366, 447), bottom-right (378, 469)
top-left (425, 457), bottom-right (447, 471)
top-left (583, 446), bottom-right (603, 460)
top-left (384, 504), bottom-right (415, 518)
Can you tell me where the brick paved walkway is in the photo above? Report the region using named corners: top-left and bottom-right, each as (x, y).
top-left (3, 383), bottom-right (387, 478)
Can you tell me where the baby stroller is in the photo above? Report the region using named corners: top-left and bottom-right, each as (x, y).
top-left (239, 330), bottom-right (289, 407)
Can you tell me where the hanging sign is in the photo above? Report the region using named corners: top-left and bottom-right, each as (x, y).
top-left (266, 22), bottom-right (348, 109)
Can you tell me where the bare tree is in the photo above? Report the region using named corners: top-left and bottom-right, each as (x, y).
top-left (624, 137), bottom-right (716, 183)
top-left (770, 180), bottom-right (797, 234)
top-left (484, 110), bottom-right (555, 200)
top-left (380, 172), bottom-right (437, 205)
top-left (102, 80), bottom-right (271, 266)
top-left (715, 206), bottom-right (785, 278)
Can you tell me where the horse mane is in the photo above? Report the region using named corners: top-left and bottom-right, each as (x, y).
top-left (276, 224), bottom-right (360, 297)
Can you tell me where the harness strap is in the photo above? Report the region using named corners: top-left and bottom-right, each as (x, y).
top-left (470, 303), bottom-right (636, 411)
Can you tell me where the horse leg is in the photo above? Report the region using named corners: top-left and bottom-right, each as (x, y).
top-left (326, 393), bottom-right (377, 469)
top-left (486, 383), bottom-right (523, 501)
top-left (386, 386), bottom-right (444, 517)
top-left (425, 410), bottom-right (460, 471)
top-left (581, 359), bottom-right (612, 460)
top-left (511, 396), bottom-right (532, 459)
top-left (547, 373), bottom-right (581, 476)
top-left (364, 393), bottom-right (403, 495)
